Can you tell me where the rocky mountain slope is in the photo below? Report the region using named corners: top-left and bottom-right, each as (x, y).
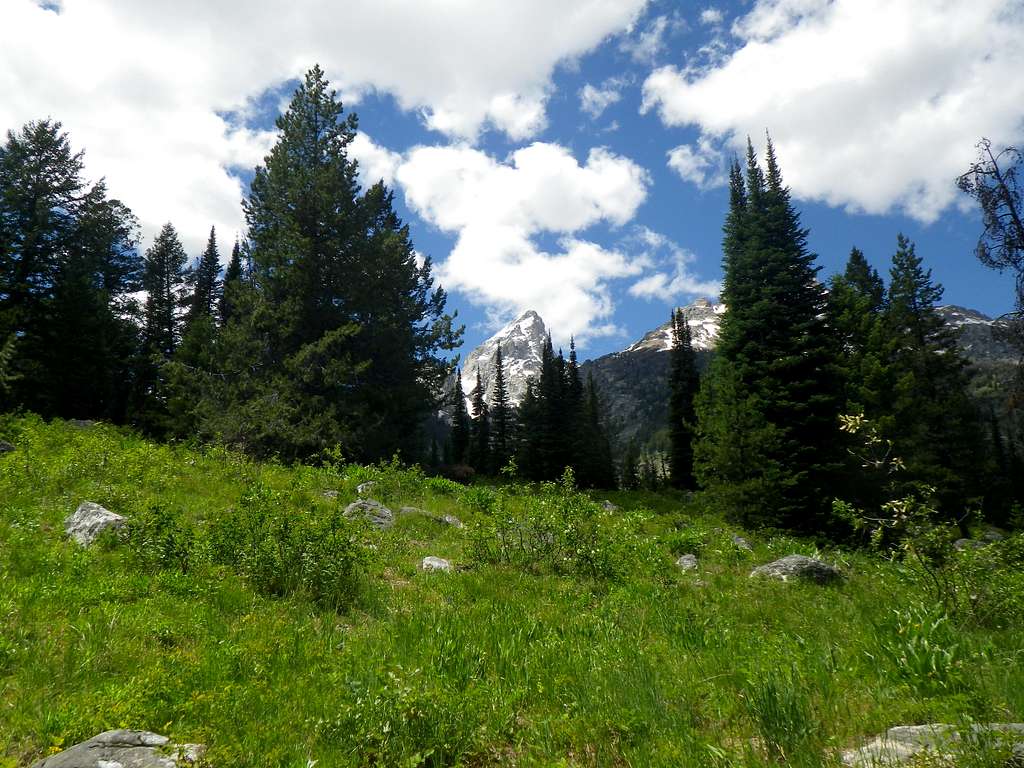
top-left (459, 300), bottom-right (1020, 452)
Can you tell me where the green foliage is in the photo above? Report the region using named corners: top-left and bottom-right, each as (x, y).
top-left (742, 668), bottom-right (827, 768)
top-left (668, 308), bottom-right (699, 490)
top-left (210, 481), bottom-right (369, 610)
top-left (878, 604), bottom-right (970, 696)
top-left (468, 469), bottom-right (660, 581)
top-left (127, 502), bottom-right (198, 574)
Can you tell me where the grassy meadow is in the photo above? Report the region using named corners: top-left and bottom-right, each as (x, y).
top-left (1, 416), bottom-right (1022, 767)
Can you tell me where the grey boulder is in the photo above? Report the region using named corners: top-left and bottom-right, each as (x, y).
top-left (421, 555), bottom-right (453, 572)
top-left (601, 500), bottom-right (619, 512)
top-left (675, 553), bottom-right (698, 571)
top-left (65, 502), bottom-right (126, 547)
top-left (0, 439), bottom-right (14, 454)
top-left (750, 554), bottom-right (841, 584)
top-left (731, 534), bottom-right (752, 551)
top-left (842, 723), bottom-right (1024, 767)
top-left (954, 538), bottom-right (987, 551)
top-left (356, 481), bottom-right (376, 496)
top-left (31, 729), bottom-right (205, 768)
top-left (344, 499), bottom-right (394, 529)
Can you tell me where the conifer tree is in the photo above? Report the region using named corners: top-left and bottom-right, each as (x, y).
top-left (187, 226), bottom-right (221, 323)
top-left (451, 370), bottom-right (470, 464)
top-left (468, 369), bottom-right (491, 473)
top-left (219, 239), bottom-right (244, 324)
top-left (695, 139), bottom-right (841, 530)
top-left (668, 308), bottom-right (699, 489)
top-left (517, 379), bottom-right (542, 478)
top-left (577, 372), bottom-right (617, 488)
top-left (142, 223), bottom-right (187, 360)
top-left (490, 344), bottom-right (513, 471)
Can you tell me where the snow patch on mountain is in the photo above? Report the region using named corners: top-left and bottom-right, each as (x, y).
top-left (461, 310), bottom-right (548, 407)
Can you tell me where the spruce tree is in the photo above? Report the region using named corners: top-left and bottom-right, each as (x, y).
top-left (451, 371), bottom-right (470, 464)
top-left (187, 226), bottom-right (221, 323)
top-left (668, 308), bottom-right (699, 489)
top-left (490, 344), bottom-right (513, 471)
top-left (695, 139), bottom-right (841, 530)
top-left (517, 379), bottom-right (543, 478)
top-left (468, 369), bottom-right (491, 473)
top-left (219, 240), bottom-right (243, 324)
top-left (578, 372), bottom-right (617, 488)
top-left (142, 223), bottom-right (187, 360)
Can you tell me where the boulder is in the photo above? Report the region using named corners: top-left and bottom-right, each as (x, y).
top-left (842, 723), bottom-right (1024, 767)
top-left (343, 499), bottom-right (394, 529)
top-left (601, 500), bottom-right (619, 512)
top-left (65, 502), bottom-right (126, 547)
top-left (322, 490), bottom-right (339, 500)
top-left (68, 419), bottom-right (97, 429)
top-left (0, 439), bottom-right (14, 454)
top-left (356, 481), bottom-right (376, 496)
top-left (750, 554), bottom-right (841, 584)
top-left (30, 729), bottom-right (205, 767)
top-left (421, 556), bottom-right (453, 572)
top-left (954, 538), bottom-right (986, 551)
top-left (675, 553), bottom-right (698, 571)
top-left (982, 526), bottom-right (1006, 542)
top-left (731, 534), bottom-right (752, 551)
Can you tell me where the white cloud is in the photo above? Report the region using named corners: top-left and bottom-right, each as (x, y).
top-left (699, 8), bottom-right (724, 26)
top-left (350, 132), bottom-right (402, 188)
top-left (667, 135), bottom-right (726, 189)
top-left (642, 0), bottom-right (1024, 222)
top-left (0, 0), bottom-right (648, 251)
top-left (626, 227), bottom-right (721, 302)
top-left (395, 142), bottom-right (651, 344)
top-left (621, 15), bottom-right (671, 64)
top-left (580, 81), bottom-right (623, 119)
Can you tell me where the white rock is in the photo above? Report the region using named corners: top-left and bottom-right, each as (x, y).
top-left (421, 556), bottom-right (453, 572)
top-left (64, 502), bottom-right (126, 547)
top-left (675, 553), bottom-right (698, 571)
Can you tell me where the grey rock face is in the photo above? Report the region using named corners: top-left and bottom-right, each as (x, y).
top-left (421, 556), bottom-right (453, 572)
top-left (0, 439), bottom-right (14, 453)
top-left (675, 554), bottom-right (698, 571)
top-left (460, 310), bottom-right (548, 409)
top-left (356, 481), bottom-right (376, 496)
top-left (344, 499), bottom-right (394, 529)
top-left (30, 729), bottom-right (205, 768)
top-left (842, 723), bottom-right (1024, 767)
top-left (64, 502), bottom-right (126, 547)
top-left (750, 554), bottom-right (842, 584)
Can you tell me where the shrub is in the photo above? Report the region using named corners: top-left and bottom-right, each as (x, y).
top-left (468, 470), bottom-right (662, 582)
top-left (127, 502), bottom-right (198, 573)
top-left (210, 481), bottom-right (370, 610)
top-left (877, 603), bottom-right (970, 696)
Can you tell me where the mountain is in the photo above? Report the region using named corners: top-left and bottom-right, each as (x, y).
top-left (459, 310), bottom-right (548, 407)
top-left (455, 299), bottom-right (1020, 454)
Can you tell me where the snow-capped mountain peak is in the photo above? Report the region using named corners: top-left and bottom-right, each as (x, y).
top-left (461, 310), bottom-right (549, 406)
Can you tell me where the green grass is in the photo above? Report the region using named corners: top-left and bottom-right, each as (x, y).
top-left (1, 415), bottom-right (1022, 767)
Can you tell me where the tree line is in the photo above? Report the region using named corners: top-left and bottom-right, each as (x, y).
top-left (664, 139), bottom-right (1024, 531)
top-left (1, 67), bottom-right (461, 464)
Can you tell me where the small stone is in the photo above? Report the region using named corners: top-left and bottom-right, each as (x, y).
top-left (954, 538), bottom-right (986, 551)
top-left (399, 507), bottom-right (465, 529)
top-left (601, 500), bottom-right (618, 512)
top-left (750, 554), bottom-right (842, 584)
top-left (344, 499), bottom-right (394, 529)
top-left (322, 490), bottom-right (339, 499)
top-left (731, 534), bottom-right (752, 551)
top-left (421, 556), bottom-right (453, 572)
top-left (675, 553), bottom-right (698, 571)
top-left (0, 440), bottom-right (14, 454)
top-left (30, 729), bottom-right (206, 767)
top-left (64, 502), bottom-right (126, 547)
top-left (356, 481), bottom-right (376, 496)
top-left (68, 419), bottom-right (96, 429)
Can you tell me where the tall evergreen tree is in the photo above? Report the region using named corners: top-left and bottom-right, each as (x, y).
top-left (142, 223), bottom-right (187, 360)
top-left (668, 308), bottom-right (699, 489)
top-left (490, 344), bottom-right (513, 471)
top-left (451, 370), bottom-right (470, 464)
top-left (577, 372), bottom-right (617, 488)
top-left (187, 226), bottom-right (221, 323)
top-left (219, 239), bottom-right (244, 324)
top-left (468, 369), bottom-right (491, 473)
top-left (695, 139), bottom-right (841, 530)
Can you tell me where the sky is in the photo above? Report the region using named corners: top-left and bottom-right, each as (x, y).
top-left (2, 0), bottom-right (1023, 360)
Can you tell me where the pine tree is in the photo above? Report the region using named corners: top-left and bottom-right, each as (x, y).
top-left (695, 138), bottom-right (841, 530)
top-left (881, 234), bottom-right (986, 518)
top-left (490, 343), bottom-right (513, 471)
top-left (187, 226), bottom-right (221, 323)
top-left (578, 372), bottom-right (617, 488)
top-left (451, 370), bottom-right (470, 464)
top-left (142, 223), bottom-right (187, 360)
top-left (219, 239), bottom-right (244, 324)
top-left (668, 308), bottom-right (699, 489)
top-left (468, 369), bottom-right (491, 473)
top-left (517, 379), bottom-right (543, 478)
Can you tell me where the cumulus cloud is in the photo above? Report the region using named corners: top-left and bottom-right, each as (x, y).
top-left (642, 0), bottom-right (1024, 222)
top-left (395, 142), bottom-right (652, 344)
top-left (667, 135), bottom-right (726, 189)
top-left (350, 132), bottom-right (402, 189)
top-left (621, 15), bottom-right (673, 64)
top-left (0, 0), bottom-right (647, 250)
top-left (626, 227), bottom-right (721, 302)
top-left (579, 80), bottom-right (624, 119)
top-left (699, 8), bottom-right (724, 26)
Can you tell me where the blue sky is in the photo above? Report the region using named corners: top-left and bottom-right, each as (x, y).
top-left (3, 0), bottom-right (1022, 360)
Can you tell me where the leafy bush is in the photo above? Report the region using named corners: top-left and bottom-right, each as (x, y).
top-left (468, 470), bottom-right (662, 581)
top-left (210, 481), bottom-right (370, 610)
top-left (127, 502), bottom-right (198, 573)
top-left (423, 475), bottom-right (462, 496)
top-left (878, 603), bottom-right (970, 696)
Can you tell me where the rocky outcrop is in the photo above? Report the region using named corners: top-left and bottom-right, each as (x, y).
top-left (64, 502), bottom-right (126, 547)
top-left (460, 310), bottom-right (549, 409)
top-left (842, 723), bottom-right (1024, 766)
top-left (343, 499), bottom-right (394, 529)
top-left (750, 554), bottom-right (842, 584)
top-left (356, 481), bottom-right (376, 496)
top-left (421, 556), bottom-right (453, 572)
top-left (30, 729), bottom-right (205, 767)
